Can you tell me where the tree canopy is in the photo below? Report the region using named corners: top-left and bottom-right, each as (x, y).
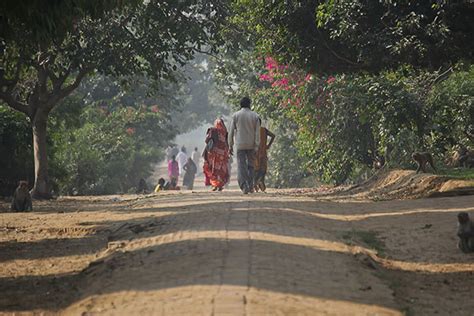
top-left (213, 0), bottom-right (474, 186)
top-left (1, 0), bottom-right (473, 194)
top-left (228, 0), bottom-right (474, 73)
top-left (0, 0), bottom-right (228, 197)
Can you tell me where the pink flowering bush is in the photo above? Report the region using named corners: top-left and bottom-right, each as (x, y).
top-left (251, 57), bottom-right (429, 184)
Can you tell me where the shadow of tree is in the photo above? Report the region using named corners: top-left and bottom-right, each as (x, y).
top-left (0, 236), bottom-right (107, 262)
top-left (2, 192), bottom-right (474, 314)
top-left (2, 196), bottom-right (473, 266)
top-left (0, 238), bottom-right (400, 312)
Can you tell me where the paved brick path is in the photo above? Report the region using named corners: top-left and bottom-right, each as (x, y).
top-left (63, 192), bottom-right (400, 315)
top-left (3, 190), bottom-right (473, 315)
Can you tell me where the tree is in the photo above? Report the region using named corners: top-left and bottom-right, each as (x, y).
top-left (229, 0), bottom-right (474, 73)
top-left (212, 1), bottom-right (474, 185)
top-left (0, 1), bottom-right (227, 198)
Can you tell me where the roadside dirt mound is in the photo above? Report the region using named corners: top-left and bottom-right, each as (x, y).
top-left (331, 169), bottom-right (474, 200)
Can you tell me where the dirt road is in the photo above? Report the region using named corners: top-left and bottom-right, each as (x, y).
top-left (1, 189), bottom-right (474, 315)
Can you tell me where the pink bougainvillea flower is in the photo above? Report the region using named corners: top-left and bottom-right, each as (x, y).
top-left (326, 76), bottom-right (336, 84)
top-left (126, 127), bottom-right (136, 135)
top-left (304, 74), bottom-right (312, 82)
top-left (150, 105), bottom-right (159, 113)
top-left (259, 73), bottom-right (273, 82)
top-left (272, 78), bottom-right (289, 87)
top-left (265, 56), bottom-right (278, 70)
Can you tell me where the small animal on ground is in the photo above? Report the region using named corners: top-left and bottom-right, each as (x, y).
top-left (412, 152), bottom-right (436, 173)
top-left (11, 181), bottom-right (33, 212)
top-left (136, 178), bottom-right (148, 194)
top-left (372, 154), bottom-right (386, 170)
top-left (457, 212), bottom-right (474, 253)
top-left (447, 146), bottom-right (474, 168)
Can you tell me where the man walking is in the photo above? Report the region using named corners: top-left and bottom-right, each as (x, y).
top-left (191, 147), bottom-right (200, 174)
top-left (228, 97), bottom-right (260, 194)
top-left (176, 146), bottom-right (188, 175)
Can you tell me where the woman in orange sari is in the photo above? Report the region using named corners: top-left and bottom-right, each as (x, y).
top-left (203, 118), bottom-right (230, 191)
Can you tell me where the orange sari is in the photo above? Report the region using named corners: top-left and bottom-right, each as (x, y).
top-left (203, 119), bottom-right (229, 188)
top-left (254, 127), bottom-right (268, 173)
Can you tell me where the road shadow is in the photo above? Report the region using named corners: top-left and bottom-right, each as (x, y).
top-left (0, 238), bottom-right (400, 312)
top-left (0, 236), bottom-right (107, 262)
top-left (2, 197), bottom-right (472, 265)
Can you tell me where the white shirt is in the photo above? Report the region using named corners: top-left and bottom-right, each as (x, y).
top-left (176, 152), bottom-right (188, 175)
top-left (191, 150), bottom-right (200, 166)
top-left (228, 108), bottom-right (260, 150)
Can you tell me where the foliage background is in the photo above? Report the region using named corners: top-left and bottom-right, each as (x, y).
top-left (215, 0), bottom-right (474, 187)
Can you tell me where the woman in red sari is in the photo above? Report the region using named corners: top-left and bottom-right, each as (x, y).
top-left (203, 118), bottom-right (230, 191)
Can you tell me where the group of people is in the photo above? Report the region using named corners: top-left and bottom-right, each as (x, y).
top-left (162, 146), bottom-right (200, 191)
top-left (202, 97), bottom-right (274, 194)
top-left (161, 97), bottom-right (274, 194)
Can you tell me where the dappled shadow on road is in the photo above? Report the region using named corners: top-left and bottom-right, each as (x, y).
top-left (0, 236), bottom-right (107, 262)
top-left (2, 192), bottom-right (474, 314)
top-left (2, 195), bottom-right (473, 266)
top-left (0, 238), bottom-right (400, 313)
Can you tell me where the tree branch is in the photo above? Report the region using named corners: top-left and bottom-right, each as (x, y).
top-left (315, 29), bottom-right (360, 67)
top-left (431, 66), bottom-right (453, 86)
top-left (0, 90), bottom-right (30, 115)
top-left (46, 67), bottom-right (90, 111)
top-left (52, 65), bottom-right (72, 93)
top-left (0, 55), bottom-right (31, 115)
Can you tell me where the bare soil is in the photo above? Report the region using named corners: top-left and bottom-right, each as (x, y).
top-left (1, 170), bottom-right (473, 315)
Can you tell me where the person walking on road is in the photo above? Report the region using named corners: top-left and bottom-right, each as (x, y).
top-left (176, 146), bottom-right (188, 175)
top-left (191, 147), bottom-right (200, 174)
top-left (182, 157), bottom-right (197, 190)
top-left (228, 97), bottom-right (260, 194)
top-left (168, 155), bottom-right (179, 188)
top-left (254, 118), bottom-right (275, 192)
top-left (203, 118), bottom-right (230, 191)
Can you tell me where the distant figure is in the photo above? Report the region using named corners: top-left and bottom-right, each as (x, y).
top-left (176, 146), bottom-right (188, 175)
top-left (191, 147), bottom-right (200, 173)
top-left (202, 146), bottom-right (211, 186)
top-left (203, 118), bottom-right (230, 191)
top-left (154, 178), bottom-right (169, 192)
top-left (228, 97), bottom-right (260, 194)
top-left (254, 119), bottom-right (275, 192)
top-left (372, 153), bottom-right (386, 170)
top-left (154, 177), bottom-right (180, 192)
top-left (168, 155), bottom-right (179, 187)
top-left (457, 212), bottom-right (474, 253)
top-left (11, 181), bottom-right (32, 212)
top-left (183, 157), bottom-right (197, 190)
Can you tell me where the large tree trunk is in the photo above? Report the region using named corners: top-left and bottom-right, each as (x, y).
top-left (31, 109), bottom-right (52, 199)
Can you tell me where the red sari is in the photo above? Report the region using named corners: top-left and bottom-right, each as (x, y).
top-left (203, 119), bottom-right (229, 189)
